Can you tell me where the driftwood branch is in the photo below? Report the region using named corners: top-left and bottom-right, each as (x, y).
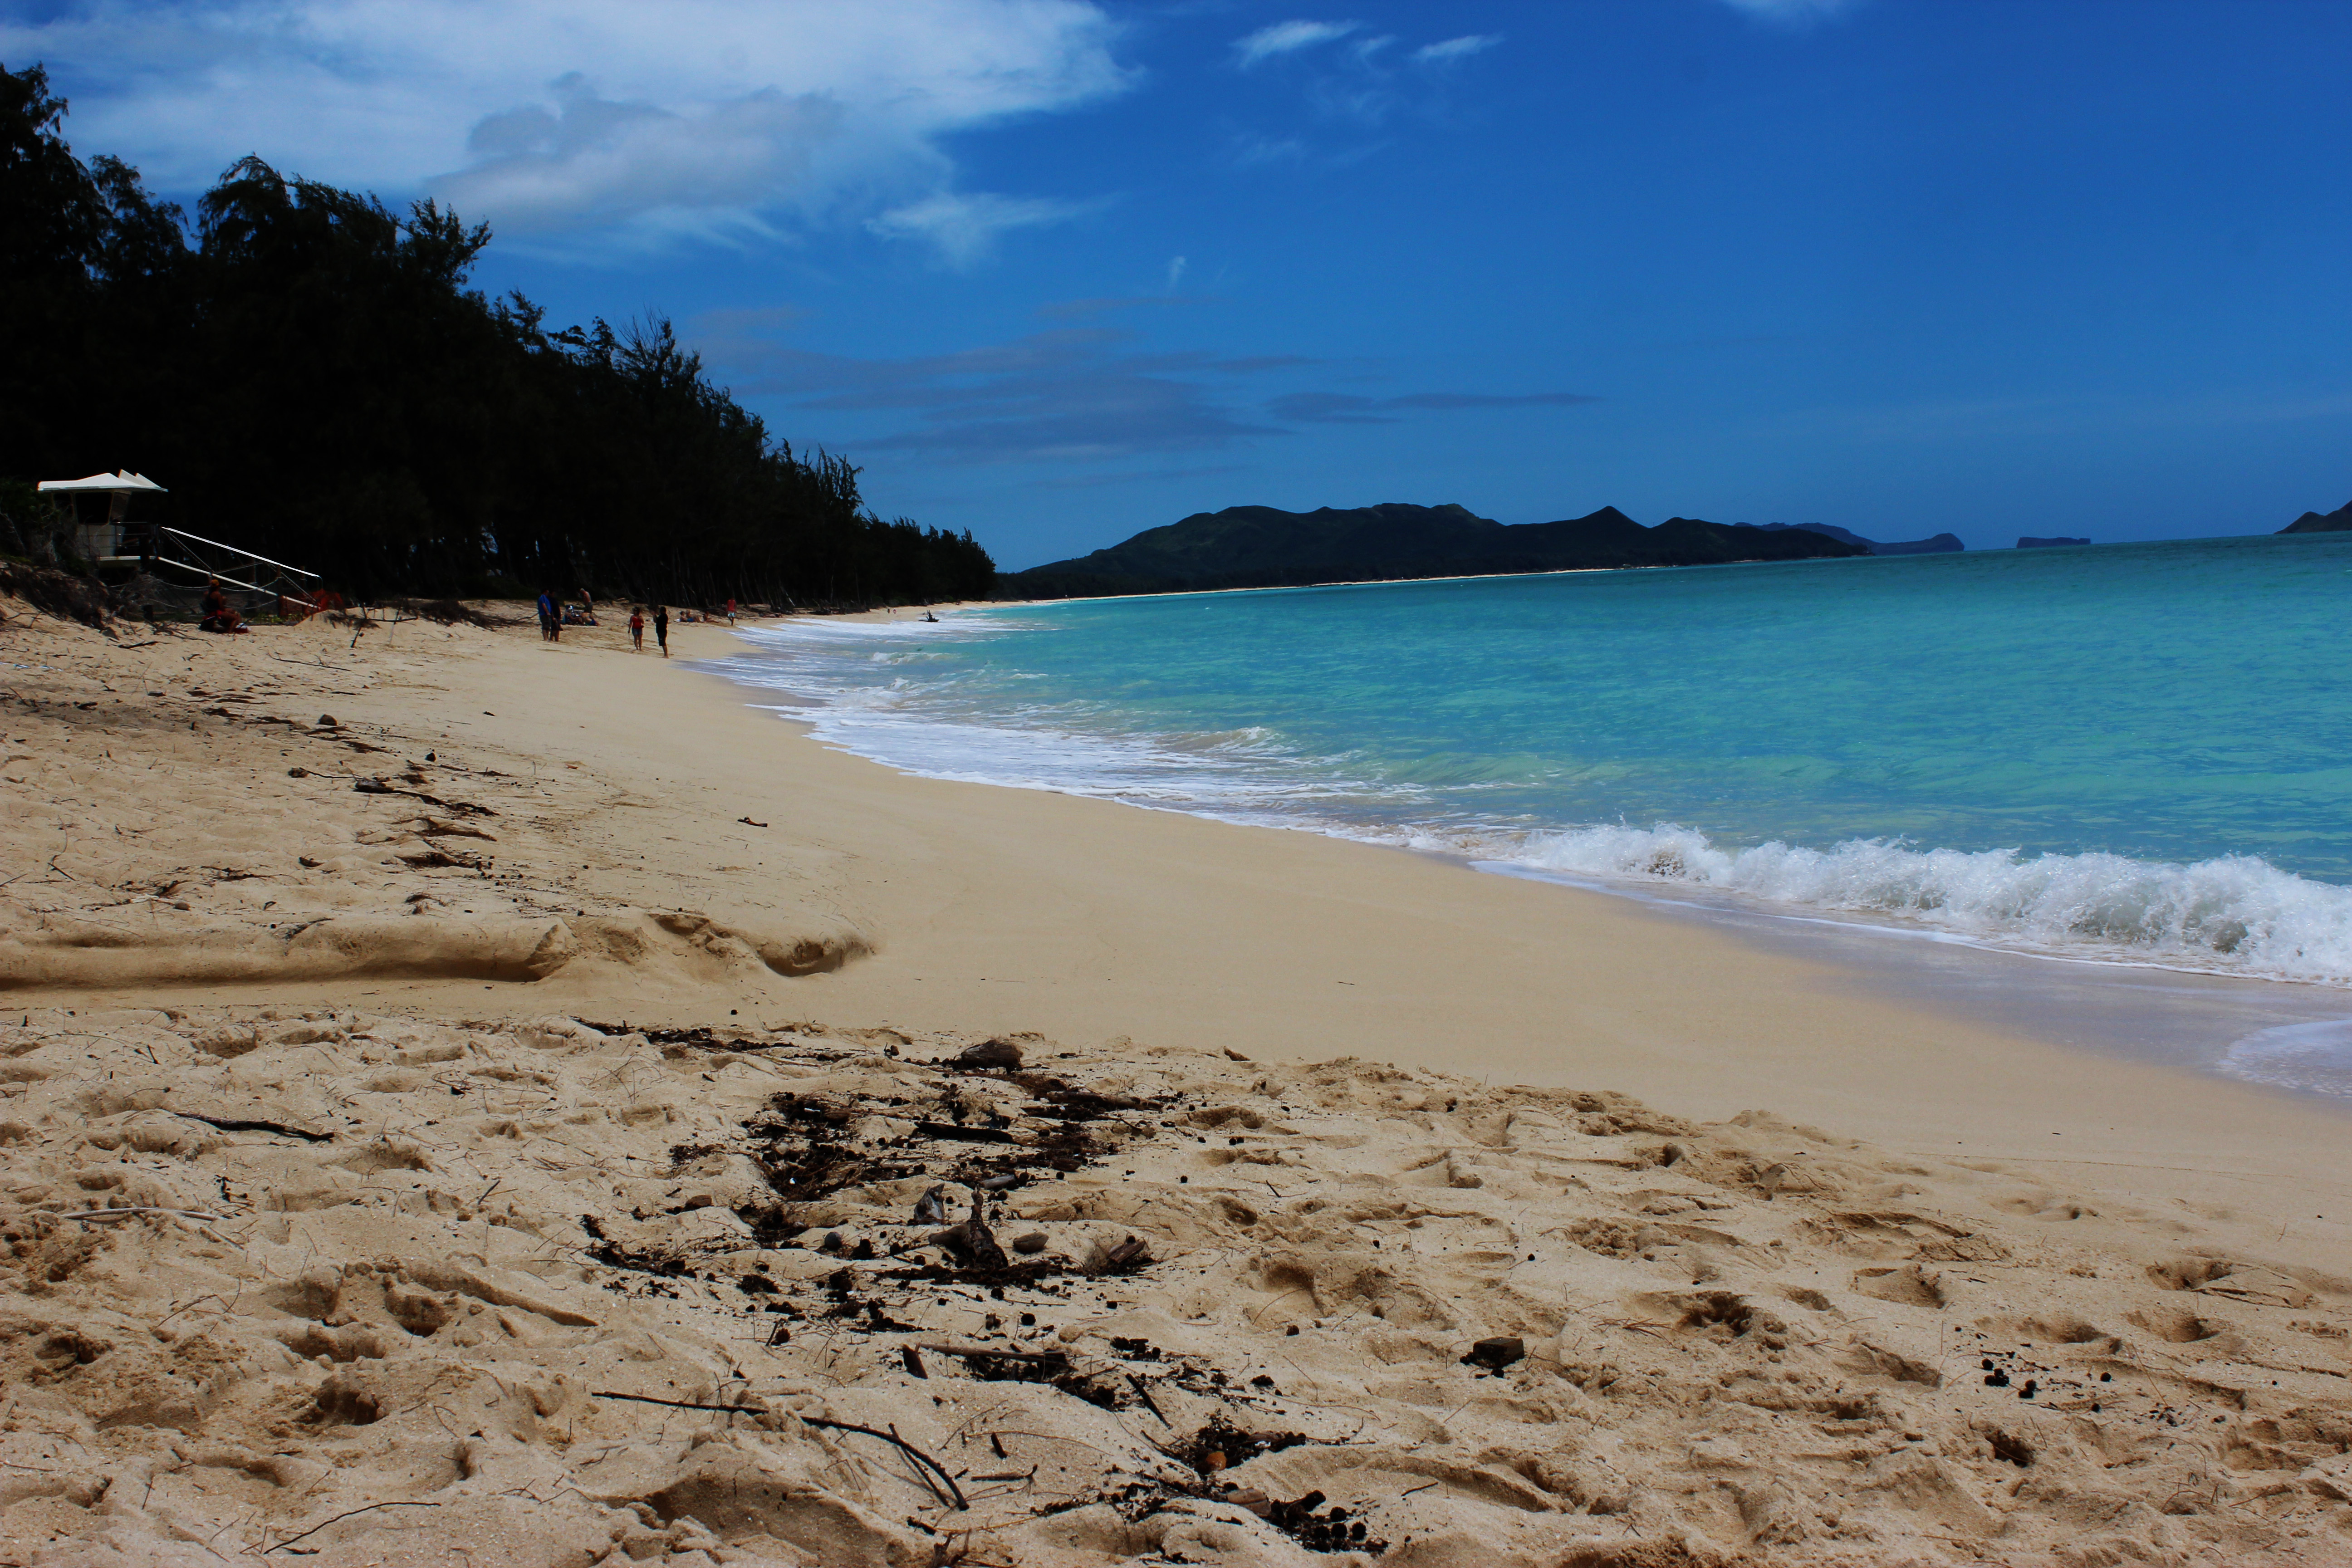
top-left (587, 1392), bottom-right (968, 1512)
top-left (176, 1111), bottom-right (333, 1142)
top-left (590, 1390), bottom-right (763, 1414)
top-left (804, 1417), bottom-right (969, 1512)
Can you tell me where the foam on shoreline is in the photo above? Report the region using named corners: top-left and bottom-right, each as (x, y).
top-left (718, 616), bottom-right (2352, 991)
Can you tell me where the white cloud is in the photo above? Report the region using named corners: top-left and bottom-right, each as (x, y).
top-left (867, 191), bottom-right (1098, 268)
top-left (1411, 34), bottom-right (1502, 64)
top-left (1, 0), bottom-right (1128, 253)
top-left (1233, 19), bottom-right (1360, 69)
top-left (1718, 0), bottom-right (1865, 24)
top-left (1166, 255), bottom-right (1187, 289)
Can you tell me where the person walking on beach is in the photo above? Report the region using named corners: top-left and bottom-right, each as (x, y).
top-left (652, 603), bottom-right (669, 657)
top-left (725, 597), bottom-right (737, 626)
top-left (536, 589), bottom-right (558, 642)
top-left (628, 606), bottom-right (645, 651)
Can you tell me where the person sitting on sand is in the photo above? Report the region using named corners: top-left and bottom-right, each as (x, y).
top-left (652, 603), bottom-right (669, 657)
top-left (628, 606), bottom-right (645, 650)
top-left (198, 577), bottom-right (248, 634)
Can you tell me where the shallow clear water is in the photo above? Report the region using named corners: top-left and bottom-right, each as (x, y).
top-left (709, 534), bottom-right (2352, 1091)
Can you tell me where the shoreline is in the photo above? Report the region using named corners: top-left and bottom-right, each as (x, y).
top-left (723, 607), bottom-right (2352, 1100)
top-left (684, 626), bottom-right (2352, 1214)
top-left (9, 596), bottom-right (2350, 1230)
top-left (6, 595), bottom-right (2352, 1565)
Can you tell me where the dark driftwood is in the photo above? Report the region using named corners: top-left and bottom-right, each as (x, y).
top-left (805, 1417), bottom-right (968, 1511)
top-left (178, 1111), bottom-right (333, 1143)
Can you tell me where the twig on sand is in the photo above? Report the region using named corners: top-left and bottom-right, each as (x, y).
top-left (590, 1390), bottom-right (765, 1414)
top-left (1127, 1373), bottom-right (1168, 1426)
top-left (56, 1206), bottom-right (227, 1225)
top-left (264, 1499), bottom-right (438, 1553)
top-left (807, 1420), bottom-right (968, 1513)
top-left (594, 1392), bottom-right (973, 1514)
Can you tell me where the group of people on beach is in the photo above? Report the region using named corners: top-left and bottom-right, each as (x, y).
top-left (536, 589), bottom-right (599, 638)
top-left (538, 588), bottom-right (670, 654)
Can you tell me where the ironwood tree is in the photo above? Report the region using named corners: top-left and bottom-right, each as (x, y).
top-left (0, 61), bottom-right (993, 607)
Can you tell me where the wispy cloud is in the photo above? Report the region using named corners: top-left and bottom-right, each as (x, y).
top-left (1233, 20), bottom-right (1362, 69)
top-left (2, 0), bottom-right (1128, 256)
top-left (867, 191), bottom-right (1102, 267)
top-left (692, 321), bottom-right (1311, 463)
top-left (1270, 390), bottom-right (1600, 424)
top-left (691, 308), bottom-right (1601, 461)
top-left (1718, 0), bottom-right (1867, 26)
top-left (1412, 35), bottom-right (1503, 64)
top-left (1226, 20), bottom-right (1501, 160)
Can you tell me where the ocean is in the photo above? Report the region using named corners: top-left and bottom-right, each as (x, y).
top-left (709, 531), bottom-right (2352, 1097)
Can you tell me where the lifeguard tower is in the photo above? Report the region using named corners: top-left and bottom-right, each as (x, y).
top-left (36, 470), bottom-right (327, 617)
top-left (37, 470), bottom-right (167, 566)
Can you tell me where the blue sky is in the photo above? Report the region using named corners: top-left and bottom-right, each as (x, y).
top-left (9, 0), bottom-right (2352, 568)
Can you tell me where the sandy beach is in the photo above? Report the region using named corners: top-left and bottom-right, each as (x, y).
top-left (5, 593), bottom-right (2352, 1567)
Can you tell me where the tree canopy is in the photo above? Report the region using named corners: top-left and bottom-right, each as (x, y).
top-left (0, 62), bottom-right (994, 607)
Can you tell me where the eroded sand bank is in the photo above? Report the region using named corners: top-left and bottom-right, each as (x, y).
top-left (3, 599), bottom-right (2350, 1566)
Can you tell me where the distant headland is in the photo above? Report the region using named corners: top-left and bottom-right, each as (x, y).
top-left (1003, 503), bottom-right (1868, 599)
top-left (1756, 522), bottom-right (1964, 556)
top-left (2279, 499), bottom-right (2352, 534)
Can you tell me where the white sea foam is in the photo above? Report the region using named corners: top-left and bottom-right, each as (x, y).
top-left (2219, 1019), bottom-right (2352, 1097)
top-left (1504, 823), bottom-right (2352, 984)
top-left (715, 616), bottom-right (1396, 817)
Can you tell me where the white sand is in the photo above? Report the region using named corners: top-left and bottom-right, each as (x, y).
top-left (3, 596), bottom-right (2350, 1566)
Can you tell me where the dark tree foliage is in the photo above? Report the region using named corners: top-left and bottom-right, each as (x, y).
top-left (0, 63), bottom-right (993, 607)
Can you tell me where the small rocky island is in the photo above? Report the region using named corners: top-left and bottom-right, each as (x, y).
top-left (2278, 499), bottom-right (2352, 534)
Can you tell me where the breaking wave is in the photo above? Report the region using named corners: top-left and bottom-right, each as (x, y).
top-left (1504, 823), bottom-right (2352, 984)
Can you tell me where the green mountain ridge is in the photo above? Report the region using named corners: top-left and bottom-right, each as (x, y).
top-left (1005, 501), bottom-right (1868, 598)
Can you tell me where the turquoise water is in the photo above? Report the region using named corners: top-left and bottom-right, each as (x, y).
top-left (715, 534), bottom-right (2352, 992)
